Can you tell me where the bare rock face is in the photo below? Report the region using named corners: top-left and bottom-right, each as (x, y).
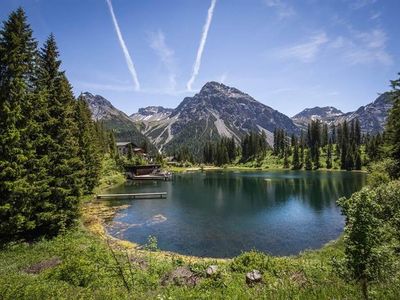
top-left (206, 265), bottom-right (219, 277)
top-left (246, 269), bottom-right (262, 285)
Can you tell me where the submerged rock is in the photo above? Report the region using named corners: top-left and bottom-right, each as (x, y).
top-left (145, 214), bottom-right (167, 226)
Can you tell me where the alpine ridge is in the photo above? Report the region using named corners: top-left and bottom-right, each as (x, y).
top-left (84, 83), bottom-right (393, 155)
top-left (291, 92), bottom-right (392, 133)
top-left (132, 81), bottom-right (299, 154)
top-left (81, 92), bottom-right (156, 152)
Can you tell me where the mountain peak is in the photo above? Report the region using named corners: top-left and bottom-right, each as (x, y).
top-left (293, 106), bottom-right (344, 119)
top-left (198, 81), bottom-right (253, 101)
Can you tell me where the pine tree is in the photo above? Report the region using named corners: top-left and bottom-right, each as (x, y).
top-left (314, 145), bottom-right (320, 169)
top-left (292, 144), bottom-right (301, 170)
top-left (355, 149), bottom-right (362, 170)
top-left (345, 146), bottom-right (354, 171)
top-left (0, 8), bottom-right (40, 241)
top-left (355, 118), bottom-right (361, 146)
top-left (108, 131), bottom-right (118, 159)
top-left (75, 96), bottom-right (102, 193)
top-left (326, 141), bottom-right (333, 169)
top-left (305, 149), bottom-right (313, 170)
top-left (283, 147), bottom-right (290, 168)
top-left (322, 123), bottom-right (328, 148)
top-left (34, 35), bottom-right (83, 235)
top-left (341, 121), bottom-right (349, 170)
top-left (385, 75), bottom-right (400, 177)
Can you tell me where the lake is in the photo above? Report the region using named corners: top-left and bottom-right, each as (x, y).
top-left (104, 170), bottom-right (366, 258)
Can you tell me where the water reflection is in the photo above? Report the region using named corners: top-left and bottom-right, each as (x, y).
top-left (105, 170), bottom-right (366, 257)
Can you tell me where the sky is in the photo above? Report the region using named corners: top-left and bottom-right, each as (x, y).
top-left (1, 0), bottom-right (399, 116)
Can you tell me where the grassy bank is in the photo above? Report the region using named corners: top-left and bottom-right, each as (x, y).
top-left (2, 220), bottom-right (400, 299)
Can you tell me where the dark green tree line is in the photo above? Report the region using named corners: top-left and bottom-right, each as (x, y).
top-left (0, 9), bottom-right (116, 243)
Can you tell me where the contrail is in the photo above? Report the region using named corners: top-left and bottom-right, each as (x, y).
top-left (106, 0), bottom-right (140, 91)
top-left (186, 0), bottom-right (217, 91)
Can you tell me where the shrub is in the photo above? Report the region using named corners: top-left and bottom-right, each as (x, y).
top-left (230, 250), bottom-right (274, 273)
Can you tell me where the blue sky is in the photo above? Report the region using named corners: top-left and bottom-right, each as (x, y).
top-left (1, 0), bottom-right (399, 116)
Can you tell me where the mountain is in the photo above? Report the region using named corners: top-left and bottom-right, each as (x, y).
top-left (132, 81), bottom-right (299, 154)
top-left (291, 93), bottom-right (392, 133)
top-left (335, 93), bottom-right (392, 133)
top-left (81, 92), bottom-right (156, 152)
top-left (130, 106), bottom-right (173, 122)
top-left (292, 106), bottom-right (344, 129)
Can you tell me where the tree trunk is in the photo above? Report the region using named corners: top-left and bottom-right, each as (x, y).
top-left (361, 278), bottom-right (369, 300)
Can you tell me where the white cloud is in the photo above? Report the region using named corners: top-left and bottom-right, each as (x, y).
top-left (79, 81), bottom-right (134, 92)
top-left (277, 32), bottom-right (329, 63)
top-left (106, 0), bottom-right (140, 91)
top-left (187, 0), bottom-right (217, 91)
top-left (264, 0), bottom-right (295, 19)
top-left (218, 72), bottom-right (228, 84)
top-left (347, 0), bottom-right (377, 10)
top-left (332, 29), bottom-right (393, 65)
top-left (148, 30), bottom-right (177, 91)
top-left (370, 12), bottom-right (381, 20)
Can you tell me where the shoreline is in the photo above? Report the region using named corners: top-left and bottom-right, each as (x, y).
top-left (82, 199), bottom-right (229, 263)
top-left (83, 189), bottom-right (344, 263)
top-left (168, 165), bottom-right (368, 174)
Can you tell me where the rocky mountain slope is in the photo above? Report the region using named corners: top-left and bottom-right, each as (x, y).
top-left (292, 93), bottom-right (392, 133)
top-left (130, 106), bottom-right (173, 122)
top-left (292, 106), bottom-right (344, 129)
top-left (81, 92), bottom-right (155, 152)
top-left (132, 82), bottom-right (299, 154)
top-left (83, 84), bottom-right (393, 156)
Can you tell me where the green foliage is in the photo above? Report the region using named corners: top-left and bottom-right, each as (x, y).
top-left (144, 235), bottom-right (158, 252)
top-left (291, 144), bottom-right (302, 170)
top-left (367, 159), bottom-right (397, 187)
top-left (75, 97), bottom-right (102, 194)
top-left (241, 131), bottom-right (269, 162)
top-left (337, 183), bottom-right (400, 299)
top-left (304, 149), bottom-right (313, 170)
top-left (203, 137), bottom-right (237, 166)
top-left (0, 9), bottom-right (113, 243)
top-left (0, 8), bottom-right (43, 241)
top-left (230, 250), bottom-right (274, 273)
top-left (326, 142), bottom-right (333, 169)
top-left (384, 74), bottom-right (400, 177)
top-left (1, 224), bottom-right (400, 299)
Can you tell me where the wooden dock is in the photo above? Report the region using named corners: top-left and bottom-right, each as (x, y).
top-left (130, 174), bottom-right (172, 181)
top-left (96, 192), bottom-right (167, 200)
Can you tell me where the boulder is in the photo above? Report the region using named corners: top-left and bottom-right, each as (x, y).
top-left (161, 266), bottom-right (200, 287)
top-left (206, 265), bottom-right (218, 277)
top-left (246, 269), bottom-right (262, 284)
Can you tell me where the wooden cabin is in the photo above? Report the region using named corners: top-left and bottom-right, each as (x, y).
top-left (116, 142), bottom-right (146, 157)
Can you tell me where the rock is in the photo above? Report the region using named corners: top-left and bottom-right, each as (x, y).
top-left (161, 266), bottom-right (201, 287)
top-left (246, 269), bottom-right (262, 284)
top-left (23, 257), bottom-right (62, 274)
top-left (206, 265), bottom-right (218, 277)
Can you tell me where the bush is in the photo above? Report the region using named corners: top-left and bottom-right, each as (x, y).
top-left (367, 159), bottom-right (398, 187)
top-left (230, 250), bottom-right (274, 273)
top-left (336, 181), bottom-right (400, 299)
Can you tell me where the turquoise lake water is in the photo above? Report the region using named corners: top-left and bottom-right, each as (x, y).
top-left (105, 170), bottom-right (366, 258)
